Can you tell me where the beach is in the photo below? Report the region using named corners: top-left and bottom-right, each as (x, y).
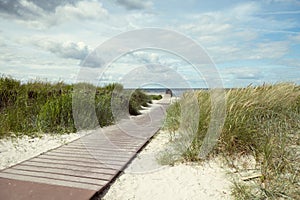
top-left (0, 100), bottom-right (233, 199)
top-left (0, 133), bottom-right (233, 200)
top-left (0, 131), bottom-right (92, 170)
top-left (100, 130), bottom-right (232, 200)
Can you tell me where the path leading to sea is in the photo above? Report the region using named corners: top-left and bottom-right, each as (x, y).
top-left (0, 95), bottom-right (170, 200)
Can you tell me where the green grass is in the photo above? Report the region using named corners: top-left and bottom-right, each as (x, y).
top-left (161, 83), bottom-right (300, 199)
top-left (149, 94), bottom-right (163, 100)
top-left (0, 76), bottom-right (152, 138)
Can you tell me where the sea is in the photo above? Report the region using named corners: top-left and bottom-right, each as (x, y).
top-left (138, 88), bottom-right (209, 97)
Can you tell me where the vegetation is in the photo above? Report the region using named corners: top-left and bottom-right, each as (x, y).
top-left (161, 83), bottom-right (300, 199)
top-left (0, 76), bottom-right (153, 138)
top-left (149, 94), bottom-right (163, 101)
top-left (129, 89), bottom-right (152, 115)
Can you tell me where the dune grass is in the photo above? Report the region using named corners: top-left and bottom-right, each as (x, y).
top-left (0, 76), bottom-right (153, 138)
top-left (161, 83), bottom-right (300, 199)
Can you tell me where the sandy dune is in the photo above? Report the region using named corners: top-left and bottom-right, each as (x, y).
top-left (101, 130), bottom-right (232, 200)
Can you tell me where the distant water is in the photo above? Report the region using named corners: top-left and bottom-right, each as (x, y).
top-left (140, 88), bottom-right (208, 97)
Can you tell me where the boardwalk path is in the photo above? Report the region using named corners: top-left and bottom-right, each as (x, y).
top-left (0, 95), bottom-right (170, 200)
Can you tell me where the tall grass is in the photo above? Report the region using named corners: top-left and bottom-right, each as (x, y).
top-left (162, 83), bottom-right (300, 199)
top-left (0, 76), bottom-right (153, 138)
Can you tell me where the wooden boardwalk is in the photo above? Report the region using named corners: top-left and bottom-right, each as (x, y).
top-left (0, 95), bottom-right (170, 200)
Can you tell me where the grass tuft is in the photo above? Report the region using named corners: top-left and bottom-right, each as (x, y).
top-left (161, 83), bottom-right (300, 199)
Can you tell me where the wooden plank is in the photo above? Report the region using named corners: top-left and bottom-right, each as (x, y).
top-left (38, 154), bottom-right (129, 163)
top-left (30, 157), bottom-right (126, 167)
top-left (74, 140), bottom-right (143, 145)
top-left (62, 144), bottom-right (140, 151)
top-left (0, 173), bottom-right (101, 191)
top-left (70, 141), bottom-right (143, 146)
top-left (68, 145), bottom-right (142, 151)
top-left (22, 161), bottom-right (120, 173)
top-left (59, 145), bottom-right (137, 152)
top-left (58, 146), bottom-right (137, 154)
top-left (53, 152), bottom-right (134, 161)
top-left (0, 177), bottom-right (96, 200)
top-left (2, 168), bottom-right (107, 186)
top-left (53, 147), bottom-right (134, 154)
top-left (46, 150), bottom-right (133, 159)
top-left (13, 165), bottom-right (113, 181)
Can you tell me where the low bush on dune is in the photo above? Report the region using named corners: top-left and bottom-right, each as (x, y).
top-left (129, 89), bottom-right (152, 115)
top-left (149, 94), bottom-right (163, 100)
top-left (0, 76), bottom-right (152, 138)
top-left (162, 83), bottom-right (300, 199)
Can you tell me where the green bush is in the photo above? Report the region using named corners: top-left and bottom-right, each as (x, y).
top-left (150, 94), bottom-right (163, 100)
top-left (128, 89), bottom-right (152, 115)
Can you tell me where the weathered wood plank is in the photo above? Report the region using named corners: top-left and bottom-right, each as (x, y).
top-left (3, 168), bottom-right (107, 186)
top-left (39, 154), bottom-right (129, 163)
top-left (22, 161), bottom-right (120, 173)
top-left (13, 165), bottom-right (113, 180)
top-left (0, 173), bottom-right (102, 191)
top-left (46, 150), bottom-right (133, 159)
top-left (30, 157), bottom-right (127, 167)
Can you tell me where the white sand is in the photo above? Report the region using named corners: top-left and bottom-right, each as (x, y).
top-left (0, 130), bottom-right (91, 170)
top-left (102, 130), bottom-right (233, 200)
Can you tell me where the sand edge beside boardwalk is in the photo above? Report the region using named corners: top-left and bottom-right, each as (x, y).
top-left (100, 130), bottom-right (233, 200)
top-left (0, 130), bottom-right (92, 170)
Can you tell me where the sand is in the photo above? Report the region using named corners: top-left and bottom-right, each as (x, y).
top-left (101, 130), bottom-right (232, 200)
top-left (0, 130), bottom-right (91, 170)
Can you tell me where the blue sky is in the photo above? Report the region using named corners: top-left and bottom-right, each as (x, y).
top-left (0, 0), bottom-right (299, 88)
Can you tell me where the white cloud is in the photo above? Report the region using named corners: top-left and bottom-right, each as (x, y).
top-left (34, 40), bottom-right (90, 60)
top-left (1, 0), bottom-right (299, 86)
top-left (218, 66), bottom-right (265, 87)
top-left (116, 0), bottom-right (152, 10)
top-left (6, 0), bottom-right (108, 28)
top-left (207, 40), bottom-right (289, 62)
top-left (177, 3), bottom-right (261, 47)
top-left (290, 33), bottom-right (300, 42)
top-left (251, 41), bottom-right (289, 59)
top-left (53, 1), bottom-right (108, 22)
top-left (132, 51), bottom-right (159, 63)
top-left (263, 0), bottom-right (300, 5)
top-left (175, 2), bottom-right (294, 63)
top-left (19, 0), bottom-right (45, 17)
top-left (231, 2), bottom-right (260, 18)
top-left (233, 30), bottom-right (258, 41)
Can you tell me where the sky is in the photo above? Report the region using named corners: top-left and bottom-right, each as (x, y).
top-left (0, 0), bottom-right (300, 88)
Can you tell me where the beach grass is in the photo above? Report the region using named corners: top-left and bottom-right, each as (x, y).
top-left (161, 83), bottom-right (300, 199)
top-left (0, 76), bottom-right (153, 138)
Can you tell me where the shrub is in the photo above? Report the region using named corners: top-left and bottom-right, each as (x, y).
top-left (149, 94), bottom-right (163, 101)
top-left (128, 89), bottom-right (152, 115)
